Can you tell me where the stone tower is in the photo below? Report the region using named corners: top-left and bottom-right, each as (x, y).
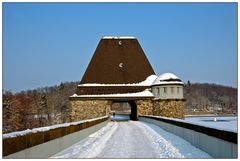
top-left (77, 36), bottom-right (155, 95)
top-left (69, 36), bottom-right (184, 121)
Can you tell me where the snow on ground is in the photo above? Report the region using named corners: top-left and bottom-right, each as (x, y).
top-left (3, 116), bottom-right (108, 139)
top-left (184, 116), bottom-right (237, 133)
top-left (51, 121), bottom-right (211, 159)
top-left (145, 115), bottom-right (237, 133)
top-left (51, 121), bottom-right (119, 158)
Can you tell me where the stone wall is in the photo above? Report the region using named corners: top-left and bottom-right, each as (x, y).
top-left (136, 99), bottom-right (153, 116)
top-left (153, 99), bottom-right (184, 119)
top-left (69, 98), bottom-right (184, 121)
top-left (69, 99), bottom-right (111, 121)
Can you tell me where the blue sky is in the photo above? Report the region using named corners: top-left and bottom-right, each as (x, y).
top-left (3, 3), bottom-right (237, 92)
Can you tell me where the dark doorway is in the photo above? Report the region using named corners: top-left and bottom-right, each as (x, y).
top-left (129, 101), bottom-right (138, 121)
top-left (111, 101), bottom-right (138, 121)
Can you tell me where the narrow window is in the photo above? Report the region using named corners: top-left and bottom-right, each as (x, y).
top-left (164, 87), bottom-right (167, 94)
top-left (157, 88), bottom-right (160, 94)
top-left (177, 87), bottom-right (180, 94)
top-left (171, 87), bottom-right (174, 94)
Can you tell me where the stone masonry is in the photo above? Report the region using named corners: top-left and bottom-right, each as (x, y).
top-left (153, 99), bottom-right (184, 119)
top-left (69, 99), bottom-right (111, 122)
top-left (136, 99), bottom-right (154, 116)
top-left (69, 98), bottom-right (184, 121)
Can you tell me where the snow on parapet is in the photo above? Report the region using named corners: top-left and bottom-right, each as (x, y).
top-left (102, 36), bottom-right (136, 39)
top-left (78, 75), bottom-right (157, 87)
top-left (70, 90), bottom-right (154, 98)
top-left (3, 116), bottom-right (108, 139)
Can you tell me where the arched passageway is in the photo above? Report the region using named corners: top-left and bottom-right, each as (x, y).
top-left (111, 100), bottom-right (138, 121)
top-left (129, 101), bottom-right (137, 121)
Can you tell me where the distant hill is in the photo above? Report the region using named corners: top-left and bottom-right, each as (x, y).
top-left (2, 81), bottom-right (237, 133)
top-left (184, 82), bottom-right (237, 115)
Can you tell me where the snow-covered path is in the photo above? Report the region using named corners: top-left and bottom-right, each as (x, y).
top-left (51, 121), bottom-right (211, 158)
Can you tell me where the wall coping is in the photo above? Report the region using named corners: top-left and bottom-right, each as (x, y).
top-left (152, 98), bottom-right (186, 101)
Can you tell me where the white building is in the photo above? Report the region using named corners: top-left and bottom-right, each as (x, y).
top-left (151, 73), bottom-right (184, 99)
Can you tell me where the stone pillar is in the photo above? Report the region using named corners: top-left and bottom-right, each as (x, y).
top-left (69, 99), bottom-right (111, 121)
top-left (105, 100), bottom-right (112, 118)
top-left (135, 99), bottom-right (154, 116)
top-left (153, 99), bottom-right (184, 119)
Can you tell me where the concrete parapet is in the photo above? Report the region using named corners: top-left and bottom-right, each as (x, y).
top-left (139, 115), bottom-right (237, 158)
top-left (3, 116), bottom-right (109, 158)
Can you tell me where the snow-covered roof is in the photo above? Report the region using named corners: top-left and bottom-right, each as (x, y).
top-left (78, 73), bottom-right (183, 87)
top-left (152, 73), bottom-right (183, 86)
top-left (70, 90), bottom-right (154, 98)
top-left (78, 75), bottom-right (157, 87)
top-left (158, 73), bottom-right (180, 80)
top-left (102, 36), bottom-right (136, 39)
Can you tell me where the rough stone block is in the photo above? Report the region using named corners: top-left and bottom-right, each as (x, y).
top-left (152, 100), bottom-right (184, 119)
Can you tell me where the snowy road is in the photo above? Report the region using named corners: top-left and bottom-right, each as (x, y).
top-left (51, 121), bottom-right (211, 158)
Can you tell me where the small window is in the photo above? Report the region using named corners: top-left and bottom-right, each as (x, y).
top-left (171, 87), bottom-right (174, 94)
top-left (157, 88), bottom-right (160, 94)
top-left (164, 87), bottom-right (167, 94)
top-left (177, 87), bottom-right (180, 93)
